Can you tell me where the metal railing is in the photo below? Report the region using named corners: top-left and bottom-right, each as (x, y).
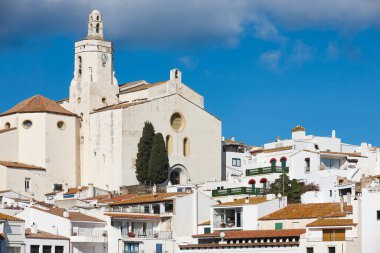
top-left (121, 229), bottom-right (173, 239)
top-left (246, 166), bottom-right (289, 176)
top-left (212, 187), bottom-right (269, 197)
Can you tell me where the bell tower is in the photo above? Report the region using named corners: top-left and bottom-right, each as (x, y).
top-left (68, 9), bottom-right (119, 116)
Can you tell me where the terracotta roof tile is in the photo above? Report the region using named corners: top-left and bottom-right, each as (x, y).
top-left (104, 213), bottom-right (160, 220)
top-left (0, 161), bottom-right (46, 171)
top-left (119, 81), bottom-right (167, 94)
top-left (99, 194), bottom-right (136, 203)
top-left (198, 220), bottom-right (211, 226)
top-left (263, 145), bottom-right (293, 153)
top-left (214, 197), bottom-right (268, 207)
top-left (292, 125), bottom-right (306, 132)
top-left (179, 241), bottom-right (300, 249)
top-left (109, 192), bottom-right (187, 206)
top-left (1, 95), bottom-right (77, 117)
top-left (259, 203), bottom-right (352, 220)
top-left (31, 207), bottom-right (104, 223)
top-left (25, 228), bottom-right (69, 240)
top-left (306, 218), bottom-right (355, 227)
top-left (320, 151), bottom-right (365, 158)
top-left (193, 229), bottom-right (306, 239)
top-left (0, 212), bottom-right (24, 221)
top-left (63, 186), bottom-right (89, 195)
top-left (93, 100), bottom-right (148, 113)
top-left (0, 127), bottom-right (17, 134)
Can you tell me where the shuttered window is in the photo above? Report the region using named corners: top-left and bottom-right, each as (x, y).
top-left (323, 229), bottom-right (345, 241)
top-left (275, 222), bottom-right (283, 230)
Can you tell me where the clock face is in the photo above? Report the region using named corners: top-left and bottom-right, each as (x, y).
top-left (101, 53), bottom-right (108, 62)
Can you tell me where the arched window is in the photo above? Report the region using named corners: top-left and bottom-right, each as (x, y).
top-left (260, 178), bottom-right (268, 189)
top-left (78, 56), bottom-right (82, 74)
top-left (270, 158), bottom-right (277, 168)
top-left (170, 171), bottom-right (180, 185)
top-left (166, 135), bottom-right (173, 155)
top-left (97, 15), bottom-right (99, 21)
top-left (248, 179), bottom-right (256, 189)
top-left (4, 122), bottom-right (10, 129)
top-left (96, 23), bottom-right (100, 33)
top-left (280, 157), bottom-right (287, 168)
top-left (183, 138), bottom-right (190, 157)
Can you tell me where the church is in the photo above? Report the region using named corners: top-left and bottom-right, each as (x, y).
top-left (0, 10), bottom-right (222, 199)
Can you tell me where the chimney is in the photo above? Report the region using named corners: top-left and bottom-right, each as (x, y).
top-left (231, 136), bottom-right (235, 141)
top-left (332, 130), bottom-right (336, 138)
top-left (88, 183), bottom-right (95, 198)
top-left (63, 211), bottom-right (70, 218)
top-left (31, 222), bottom-right (37, 234)
top-left (276, 135), bottom-right (280, 142)
top-left (222, 136), bottom-right (225, 141)
top-left (340, 195), bottom-right (344, 213)
top-left (245, 196), bottom-right (249, 204)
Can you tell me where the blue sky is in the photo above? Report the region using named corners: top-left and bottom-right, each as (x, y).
top-left (0, 0), bottom-right (379, 146)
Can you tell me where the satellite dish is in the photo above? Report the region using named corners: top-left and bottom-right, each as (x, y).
top-left (220, 232), bottom-right (225, 238)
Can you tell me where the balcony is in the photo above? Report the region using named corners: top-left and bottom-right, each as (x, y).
top-left (246, 166), bottom-right (289, 176)
top-left (121, 229), bottom-right (173, 239)
top-left (212, 187), bottom-right (268, 197)
top-left (71, 228), bottom-right (107, 243)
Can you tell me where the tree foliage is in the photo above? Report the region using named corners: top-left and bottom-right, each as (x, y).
top-left (148, 133), bottom-right (169, 184)
top-left (135, 122), bottom-right (155, 183)
top-left (268, 174), bottom-right (319, 203)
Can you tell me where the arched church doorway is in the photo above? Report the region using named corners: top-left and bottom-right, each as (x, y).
top-left (168, 164), bottom-right (190, 185)
top-left (170, 170), bottom-right (180, 185)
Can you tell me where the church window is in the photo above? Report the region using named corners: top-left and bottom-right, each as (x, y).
top-left (166, 135), bottom-right (173, 155)
top-left (25, 178), bottom-right (31, 192)
top-left (4, 122), bottom-right (10, 129)
top-left (57, 121), bottom-right (66, 130)
top-left (23, 120), bottom-right (33, 129)
top-left (183, 137), bottom-right (190, 157)
top-left (96, 23), bottom-right (100, 33)
top-left (97, 15), bottom-right (99, 21)
top-left (170, 113), bottom-right (184, 131)
top-left (78, 56), bottom-right (82, 74)
top-left (77, 97), bottom-right (81, 104)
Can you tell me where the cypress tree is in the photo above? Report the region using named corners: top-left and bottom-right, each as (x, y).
top-left (148, 133), bottom-right (169, 184)
top-left (135, 122), bottom-right (155, 184)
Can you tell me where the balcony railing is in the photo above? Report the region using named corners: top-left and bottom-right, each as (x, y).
top-left (246, 166), bottom-right (289, 176)
top-left (212, 187), bottom-right (269, 197)
top-left (121, 229), bottom-right (173, 239)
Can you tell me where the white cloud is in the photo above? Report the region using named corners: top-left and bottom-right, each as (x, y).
top-left (289, 40), bottom-right (314, 65)
top-left (0, 0), bottom-right (379, 49)
top-left (260, 50), bottom-right (282, 69)
top-left (178, 56), bottom-right (197, 69)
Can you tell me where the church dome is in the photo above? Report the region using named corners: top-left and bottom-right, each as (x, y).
top-left (291, 125), bottom-right (306, 132)
top-left (0, 95), bottom-right (77, 117)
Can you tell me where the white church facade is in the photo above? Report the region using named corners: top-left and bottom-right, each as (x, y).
top-left (0, 10), bottom-right (222, 199)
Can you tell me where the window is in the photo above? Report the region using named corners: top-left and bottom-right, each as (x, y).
top-left (323, 229), bottom-right (345, 241)
top-left (54, 184), bottom-right (63, 191)
top-left (377, 210), bottom-right (380, 220)
top-left (55, 246), bottom-right (64, 253)
top-left (124, 242), bottom-right (139, 253)
top-left (170, 113), bottom-right (185, 131)
top-left (102, 97), bottom-right (107, 105)
top-left (280, 157), bottom-right (287, 168)
top-left (4, 122), bottom-right (10, 129)
top-left (78, 56), bottom-right (82, 74)
top-left (152, 204), bottom-right (160, 214)
top-left (306, 247), bottom-right (314, 253)
top-left (328, 247), bottom-right (336, 253)
top-left (96, 23), bottom-right (100, 33)
top-left (22, 120), bottom-right (32, 129)
top-left (232, 158), bottom-right (241, 167)
top-left (321, 158), bottom-right (343, 170)
top-left (164, 202), bottom-right (173, 213)
top-left (166, 135), bottom-right (173, 155)
top-left (275, 222), bottom-right (283, 230)
top-left (31, 245), bottom-right (39, 253)
top-left (330, 190), bottom-right (333, 197)
top-left (25, 178), bottom-right (31, 192)
top-left (204, 227), bottom-right (211, 234)
top-left (57, 121), bottom-right (66, 130)
top-left (305, 158), bottom-right (311, 172)
top-left (183, 138), bottom-right (190, 157)
top-left (43, 246), bottom-right (52, 253)
top-left (144, 205), bottom-right (150, 213)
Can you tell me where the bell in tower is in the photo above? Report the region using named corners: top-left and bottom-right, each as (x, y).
top-left (86, 10), bottom-right (104, 40)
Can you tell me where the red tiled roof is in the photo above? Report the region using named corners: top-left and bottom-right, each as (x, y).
top-left (307, 218), bottom-right (356, 227)
top-left (0, 127), bottom-right (17, 134)
top-left (109, 192), bottom-right (187, 206)
top-left (179, 241), bottom-right (300, 250)
top-left (25, 228), bottom-right (69, 240)
top-left (63, 186), bottom-right (89, 195)
top-left (99, 194), bottom-right (137, 203)
top-left (214, 197), bottom-right (268, 207)
top-left (193, 229), bottom-right (306, 239)
top-left (31, 207), bottom-right (104, 223)
top-left (0, 161), bottom-right (46, 171)
top-left (93, 100), bottom-right (148, 113)
top-left (104, 213), bottom-right (160, 220)
top-left (259, 203), bottom-right (352, 220)
top-left (0, 95), bottom-right (77, 117)
top-left (0, 213), bottom-right (24, 221)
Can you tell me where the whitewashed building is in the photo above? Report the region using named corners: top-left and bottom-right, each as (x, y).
top-left (0, 10), bottom-right (222, 200)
